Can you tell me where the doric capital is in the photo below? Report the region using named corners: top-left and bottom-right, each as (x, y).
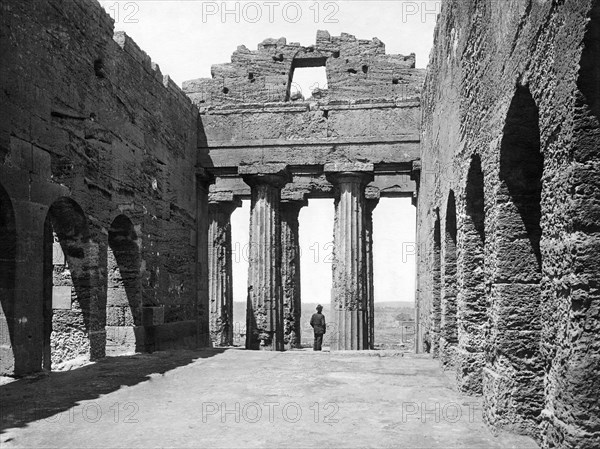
top-left (280, 198), bottom-right (308, 214)
top-left (281, 189), bottom-right (308, 203)
top-left (324, 162), bottom-right (374, 186)
top-left (324, 162), bottom-right (374, 173)
top-left (208, 192), bottom-right (242, 216)
top-left (209, 191), bottom-right (242, 206)
top-left (239, 163), bottom-right (291, 188)
top-left (365, 187), bottom-right (380, 213)
top-left (326, 171), bottom-right (374, 186)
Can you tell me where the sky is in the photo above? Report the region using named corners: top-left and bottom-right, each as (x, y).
top-left (232, 198), bottom-right (415, 304)
top-left (98, 1), bottom-right (440, 83)
top-left (98, 0), bottom-right (438, 303)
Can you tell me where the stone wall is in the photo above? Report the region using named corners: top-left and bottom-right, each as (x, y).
top-left (416, 0), bottom-right (600, 446)
top-left (184, 31), bottom-right (421, 105)
top-left (184, 32), bottom-right (425, 202)
top-left (0, 0), bottom-right (205, 375)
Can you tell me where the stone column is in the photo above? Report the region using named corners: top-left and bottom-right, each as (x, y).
top-left (240, 164), bottom-right (290, 351)
top-left (365, 188), bottom-right (380, 350)
top-left (208, 193), bottom-right (241, 347)
top-left (280, 196), bottom-right (307, 350)
top-left (196, 169), bottom-right (214, 348)
top-left (326, 163), bottom-right (374, 351)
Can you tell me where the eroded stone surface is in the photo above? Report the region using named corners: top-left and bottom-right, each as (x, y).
top-left (416, 1), bottom-right (600, 446)
top-left (0, 0), bottom-right (203, 375)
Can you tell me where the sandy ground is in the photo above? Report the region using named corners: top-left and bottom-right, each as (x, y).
top-left (0, 348), bottom-right (538, 448)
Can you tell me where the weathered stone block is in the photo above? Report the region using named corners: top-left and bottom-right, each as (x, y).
top-left (52, 286), bottom-right (72, 310)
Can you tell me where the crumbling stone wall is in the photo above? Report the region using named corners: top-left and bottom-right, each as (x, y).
top-left (184, 31), bottom-right (421, 105)
top-left (0, 0), bottom-right (205, 375)
top-left (417, 0), bottom-right (600, 446)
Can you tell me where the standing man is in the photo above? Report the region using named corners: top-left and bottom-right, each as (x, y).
top-left (310, 304), bottom-right (326, 351)
top-left (423, 331), bottom-right (431, 353)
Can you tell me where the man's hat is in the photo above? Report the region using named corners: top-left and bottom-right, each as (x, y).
top-left (316, 304), bottom-right (323, 310)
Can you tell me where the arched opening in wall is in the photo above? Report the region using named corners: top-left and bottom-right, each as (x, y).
top-left (440, 190), bottom-right (458, 369)
top-left (0, 183), bottom-right (17, 374)
top-left (287, 58), bottom-right (328, 101)
top-left (458, 154), bottom-right (486, 393)
top-left (577, 1), bottom-right (600, 120)
top-left (106, 215), bottom-right (141, 355)
top-left (372, 197), bottom-right (416, 350)
top-left (431, 214), bottom-right (441, 358)
top-left (43, 198), bottom-right (93, 370)
top-left (299, 198), bottom-right (334, 348)
top-left (231, 200), bottom-right (250, 347)
top-left (487, 85), bottom-right (543, 435)
top-left (552, 4), bottom-right (600, 444)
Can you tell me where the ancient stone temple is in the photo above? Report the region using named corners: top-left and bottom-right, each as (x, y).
top-left (0, 0), bottom-right (598, 447)
top-left (183, 32), bottom-right (423, 350)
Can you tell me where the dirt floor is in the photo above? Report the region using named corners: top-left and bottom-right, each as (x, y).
top-left (0, 348), bottom-right (538, 448)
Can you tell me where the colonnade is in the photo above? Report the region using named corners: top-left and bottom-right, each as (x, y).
top-left (207, 164), bottom-right (380, 351)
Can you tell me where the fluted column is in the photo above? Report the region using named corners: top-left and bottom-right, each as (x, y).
top-left (241, 165), bottom-right (290, 351)
top-left (326, 164), bottom-right (374, 351)
top-left (196, 169), bottom-right (215, 347)
top-left (208, 195), bottom-right (240, 347)
top-left (365, 188), bottom-right (380, 350)
top-left (280, 198), bottom-right (307, 350)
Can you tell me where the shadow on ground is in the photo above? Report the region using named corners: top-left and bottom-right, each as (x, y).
top-left (0, 348), bottom-right (225, 433)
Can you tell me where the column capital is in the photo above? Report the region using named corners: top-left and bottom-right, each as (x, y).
top-left (208, 191), bottom-right (242, 212)
top-left (239, 164), bottom-right (291, 188)
top-left (281, 191), bottom-right (308, 211)
top-left (324, 161), bottom-right (374, 173)
top-left (280, 199), bottom-right (308, 212)
top-left (324, 162), bottom-right (374, 186)
top-left (365, 187), bottom-right (380, 213)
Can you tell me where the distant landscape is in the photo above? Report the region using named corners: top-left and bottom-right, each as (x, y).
top-left (230, 301), bottom-right (415, 350)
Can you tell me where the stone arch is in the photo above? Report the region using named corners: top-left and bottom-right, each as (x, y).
top-left (457, 154), bottom-right (486, 393)
top-left (545, 4), bottom-right (600, 445)
top-left (430, 213), bottom-right (442, 357)
top-left (484, 85), bottom-right (544, 436)
top-left (0, 183), bottom-right (17, 374)
top-left (577, 0), bottom-right (600, 120)
top-left (440, 190), bottom-right (458, 369)
top-left (106, 214), bottom-right (142, 355)
top-left (43, 197), bottom-right (94, 370)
